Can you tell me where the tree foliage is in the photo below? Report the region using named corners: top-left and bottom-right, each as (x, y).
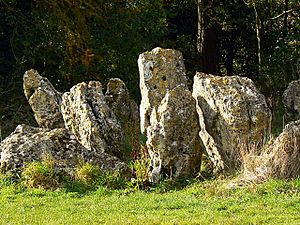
top-left (1, 0), bottom-right (299, 140)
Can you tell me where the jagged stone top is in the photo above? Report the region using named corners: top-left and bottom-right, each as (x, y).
top-left (23, 69), bottom-right (64, 129)
top-left (138, 47), bottom-right (187, 83)
top-left (138, 47), bottom-right (188, 134)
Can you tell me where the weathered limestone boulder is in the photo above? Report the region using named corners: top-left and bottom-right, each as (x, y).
top-left (241, 120), bottom-right (300, 183)
top-left (105, 78), bottom-right (140, 132)
top-left (23, 69), bottom-right (64, 129)
top-left (283, 80), bottom-right (300, 123)
top-left (147, 85), bottom-right (203, 182)
top-left (264, 120), bottom-right (300, 179)
top-left (61, 81), bottom-right (124, 159)
top-left (138, 47), bottom-right (188, 134)
top-left (192, 72), bottom-right (272, 173)
top-left (0, 124), bottom-right (130, 177)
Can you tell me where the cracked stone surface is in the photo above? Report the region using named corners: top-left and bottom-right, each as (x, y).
top-left (23, 69), bottom-right (64, 129)
top-left (138, 47), bottom-right (188, 134)
top-left (147, 85), bottom-right (203, 182)
top-left (283, 79), bottom-right (300, 123)
top-left (105, 78), bottom-right (140, 133)
top-left (192, 72), bottom-right (271, 173)
top-left (61, 81), bottom-right (124, 159)
top-left (0, 124), bottom-right (130, 177)
top-left (138, 48), bottom-right (202, 182)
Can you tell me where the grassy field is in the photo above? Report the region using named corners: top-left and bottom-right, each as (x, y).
top-left (0, 178), bottom-right (300, 225)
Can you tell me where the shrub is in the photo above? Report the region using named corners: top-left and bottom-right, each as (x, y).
top-left (0, 172), bottom-right (15, 188)
top-left (97, 171), bottom-right (128, 190)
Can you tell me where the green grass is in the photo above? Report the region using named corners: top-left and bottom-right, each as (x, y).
top-left (0, 178), bottom-right (300, 225)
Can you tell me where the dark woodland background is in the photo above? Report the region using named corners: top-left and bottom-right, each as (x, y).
top-left (0, 0), bottom-right (299, 138)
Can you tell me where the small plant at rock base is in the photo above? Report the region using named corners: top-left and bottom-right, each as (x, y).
top-left (97, 171), bottom-right (128, 190)
top-left (74, 161), bottom-right (128, 191)
top-left (0, 172), bottom-right (15, 188)
top-left (22, 153), bottom-right (59, 190)
top-left (123, 123), bottom-right (145, 161)
top-left (74, 162), bottom-right (101, 186)
top-left (198, 153), bottom-right (214, 180)
top-left (129, 144), bottom-right (151, 189)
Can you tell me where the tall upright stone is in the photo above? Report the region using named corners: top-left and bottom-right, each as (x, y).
top-left (193, 72), bottom-right (272, 173)
top-left (23, 69), bottom-right (64, 129)
top-left (138, 48), bottom-right (202, 182)
top-left (147, 85), bottom-right (203, 182)
top-left (138, 47), bottom-right (187, 134)
top-left (61, 81), bottom-right (124, 159)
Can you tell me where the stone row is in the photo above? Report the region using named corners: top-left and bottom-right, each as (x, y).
top-left (1, 47), bottom-right (299, 181)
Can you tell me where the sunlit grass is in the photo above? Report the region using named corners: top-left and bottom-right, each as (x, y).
top-left (0, 178), bottom-right (299, 224)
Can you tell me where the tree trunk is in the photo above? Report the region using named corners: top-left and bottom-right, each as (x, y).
top-left (203, 28), bottom-right (217, 75)
top-left (197, 0), bottom-right (205, 71)
top-left (225, 30), bottom-right (238, 76)
top-left (253, 1), bottom-right (261, 72)
top-left (196, 0), bottom-right (217, 74)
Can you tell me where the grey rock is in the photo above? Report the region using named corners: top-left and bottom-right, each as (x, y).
top-left (265, 120), bottom-right (300, 179)
top-left (192, 72), bottom-right (271, 173)
top-left (283, 80), bottom-right (300, 123)
top-left (61, 81), bottom-right (124, 159)
top-left (0, 124), bottom-right (130, 177)
top-left (23, 69), bottom-right (64, 129)
top-left (105, 78), bottom-right (140, 132)
top-left (147, 85), bottom-right (203, 182)
top-left (138, 47), bottom-right (188, 134)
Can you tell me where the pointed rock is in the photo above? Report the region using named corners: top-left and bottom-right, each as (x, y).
top-left (105, 78), bottom-right (140, 132)
top-left (23, 69), bottom-right (64, 129)
top-left (61, 81), bottom-right (124, 159)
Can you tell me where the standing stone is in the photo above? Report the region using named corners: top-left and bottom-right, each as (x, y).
top-left (283, 80), bottom-right (300, 123)
top-left (61, 81), bottom-right (124, 159)
top-left (0, 124), bottom-right (130, 178)
top-left (105, 78), bottom-right (140, 132)
top-left (192, 72), bottom-right (271, 173)
top-left (23, 69), bottom-right (64, 129)
top-left (138, 47), bottom-right (188, 134)
top-left (147, 85), bottom-right (203, 182)
top-left (138, 48), bottom-right (202, 182)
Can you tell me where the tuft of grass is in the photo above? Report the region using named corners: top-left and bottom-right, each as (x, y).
top-left (129, 144), bottom-right (151, 190)
top-left (74, 162), bottom-right (100, 185)
top-left (72, 161), bottom-right (128, 191)
top-left (22, 153), bottom-right (59, 190)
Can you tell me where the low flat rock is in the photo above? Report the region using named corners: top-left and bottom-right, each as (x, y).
top-left (265, 120), bottom-right (300, 179)
top-left (0, 124), bottom-right (130, 177)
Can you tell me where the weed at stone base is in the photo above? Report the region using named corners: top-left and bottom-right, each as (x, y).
top-left (129, 144), bottom-right (151, 190)
top-left (22, 153), bottom-right (59, 190)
